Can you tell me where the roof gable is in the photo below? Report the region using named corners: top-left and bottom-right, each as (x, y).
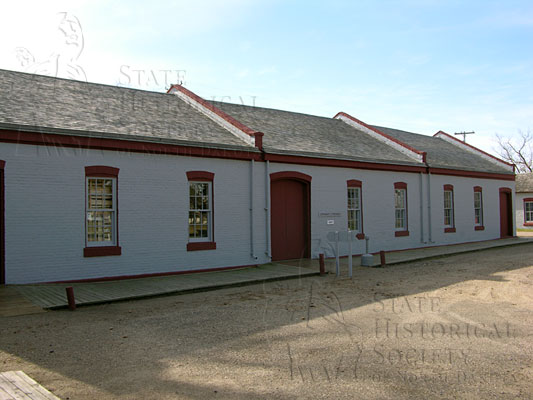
top-left (334, 112), bottom-right (426, 163)
top-left (0, 69), bottom-right (255, 151)
top-left (374, 125), bottom-right (514, 174)
top-left (208, 101), bottom-right (422, 166)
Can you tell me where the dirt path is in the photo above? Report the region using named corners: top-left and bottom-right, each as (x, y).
top-left (1, 244), bottom-right (532, 399)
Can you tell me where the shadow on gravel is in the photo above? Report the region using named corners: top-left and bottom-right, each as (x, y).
top-left (1, 243), bottom-right (532, 399)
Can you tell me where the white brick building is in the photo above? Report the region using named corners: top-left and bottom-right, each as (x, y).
top-left (0, 69), bottom-right (516, 283)
top-left (515, 173), bottom-right (533, 230)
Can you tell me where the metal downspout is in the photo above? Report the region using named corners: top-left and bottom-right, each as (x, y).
top-left (250, 160), bottom-right (257, 260)
top-left (265, 160), bottom-right (271, 258)
top-left (419, 172), bottom-right (425, 243)
top-left (427, 170), bottom-right (433, 243)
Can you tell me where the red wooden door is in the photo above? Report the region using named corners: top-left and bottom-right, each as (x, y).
top-left (271, 179), bottom-right (309, 261)
top-left (0, 168), bottom-right (4, 284)
top-left (499, 191), bottom-right (512, 238)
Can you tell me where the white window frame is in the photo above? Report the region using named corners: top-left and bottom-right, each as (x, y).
top-left (474, 191), bottom-right (483, 226)
top-left (86, 177), bottom-right (117, 247)
top-left (394, 188), bottom-right (407, 231)
top-left (347, 187), bottom-right (361, 233)
top-left (188, 181), bottom-right (213, 242)
top-left (444, 189), bottom-right (454, 228)
top-left (525, 200), bottom-right (533, 223)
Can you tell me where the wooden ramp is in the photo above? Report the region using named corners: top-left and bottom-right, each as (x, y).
top-left (0, 371), bottom-right (59, 400)
top-left (0, 287), bottom-right (44, 317)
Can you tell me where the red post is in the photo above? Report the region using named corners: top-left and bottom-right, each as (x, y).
top-left (380, 251), bottom-right (386, 267)
top-left (66, 286), bottom-right (76, 311)
top-left (319, 253), bottom-right (325, 275)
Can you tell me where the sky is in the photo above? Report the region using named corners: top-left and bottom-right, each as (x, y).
top-left (0, 0), bottom-right (532, 156)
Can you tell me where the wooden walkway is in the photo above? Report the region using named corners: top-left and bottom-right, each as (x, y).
top-left (14, 263), bottom-right (318, 309)
top-left (0, 287), bottom-right (44, 317)
top-left (9, 237), bottom-right (533, 312)
top-left (0, 371), bottom-right (59, 400)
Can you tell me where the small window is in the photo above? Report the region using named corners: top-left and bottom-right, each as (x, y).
top-left (474, 187), bottom-right (484, 230)
top-left (189, 181), bottom-right (212, 241)
top-left (525, 199), bottom-right (533, 225)
top-left (84, 166), bottom-right (121, 257)
top-left (87, 178), bottom-right (116, 244)
top-left (394, 182), bottom-right (408, 236)
top-left (186, 171), bottom-right (216, 251)
top-left (444, 184), bottom-right (455, 233)
top-left (348, 186), bottom-right (361, 232)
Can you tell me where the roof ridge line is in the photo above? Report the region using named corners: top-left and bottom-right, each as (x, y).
top-left (167, 84), bottom-right (263, 149)
top-left (433, 131), bottom-right (514, 172)
top-left (333, 112), bottom-right (426, 163)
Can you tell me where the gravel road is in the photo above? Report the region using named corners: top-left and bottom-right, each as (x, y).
top-left (1, 244), bottom-right (532, 399)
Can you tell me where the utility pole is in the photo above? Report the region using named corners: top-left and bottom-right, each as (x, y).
top-left (454, 131), bottom-right (475, 142)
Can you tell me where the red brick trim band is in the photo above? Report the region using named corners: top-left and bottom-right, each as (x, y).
top-left (499, 187), bottom-right (512, 193)
top-left (443, 184), bottom-right (454, 191)
top-left (475, 226), bottom-right (485, 231)
top-left (270, 171), bottom-right (312, 182)
top-left (187, 242), bottom-right (217, 251)
top-left (1, 129), bottom-right (515, 180)
top-left (474, 186), bottom-right (482, 192)
top-left (428, 168), bottom-right (514, 181)
top-left (83, 246), bottom-right (122, 257)
top-left (187, 171), bottom-right (215, 181)
top-left (395, 230), bottom-right (409, 237)
top-left (394, 182), bottom-right (407, 189)
top-left (444, 227), bottom-right (456, 233)
top-left (0, 129), bottom-right (261, 162)
top-left (85, 165), bottom-right (119, 177)
top-left (347, 179), bottom-right (362, 187)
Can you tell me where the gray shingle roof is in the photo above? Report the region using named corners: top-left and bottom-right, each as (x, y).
top-left (0, 69), bottom-right (516, 175)
top-left (209, 101), bottom-right (421, 165)
top-left (373, 125), bottom-right (511, 174)
top-left (516, 173), bottom-right (533, 192)
top-left (0, 69), bottom-right (255, 151)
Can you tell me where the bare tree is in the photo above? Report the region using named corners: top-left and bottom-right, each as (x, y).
top-left (495, 130), bottom-right (533, 173)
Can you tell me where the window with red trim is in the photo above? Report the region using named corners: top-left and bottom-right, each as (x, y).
top-left (84, 166), bottom-right (121, 257)
top-left (473, 186), bottom-right (484, 230)
top-left (187, 171), bottom-right (216, 251)
top-left (347, 180), bottom-right (363, 238)
top-left (394, 182), bottom-right (409, 236)
top-left (525, 198), bottom-right (533, 226)
top-left (443, 184), bottom-right (455, 233)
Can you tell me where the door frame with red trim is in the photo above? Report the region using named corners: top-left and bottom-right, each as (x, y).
top-left (499, 187), bottom-right (513, 238)
top-left (270, 171), bottom-right (311, 261)
top-left (0, 160), bottom-right (5, 284)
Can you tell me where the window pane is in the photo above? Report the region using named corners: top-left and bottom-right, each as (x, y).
top-left (474, 192), bottom-right (481, 208)
top-left (395, 190), bottom-right (404, 208)
top-left (444, 210), bottom-right (451, 225)
top-left (444, 191), bottom-right (451, 208)
top-left (87, 178), bottom-right (115, 244)
top-left (188, 181), bottom-right (212, 241)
